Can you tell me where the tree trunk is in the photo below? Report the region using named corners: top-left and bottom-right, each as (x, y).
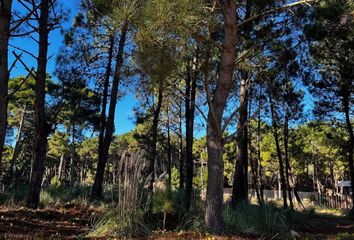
top-left (268, 91), bottom-right (288, 209)
top-left (178, 97), bottom-right (184, 190)
top-left (343, 94), bottom-right (354, 213)
top-left (148, 78), bottom-right (164, 193)
top-left (185, 48), bottom-right (199, 210)
top-left (0, 0), bottom-right (12, 174)
top-left (232, 76), bottom-right (249, 205)
top-left (231, 0), bottom-right (253, 206)
top-left (283, 109), bottom-right (293, 209)
top-left (6, 104), bottom-right (26, 186)
top-left (247, 97), bottom-right (261, 204)
top-left (257, 97), bottom-right (264, 203)
top-left (69, 124), bottom-right (76, 186)
top-left (97, 34), bottom-right (114, 184)
top-left (26, 0), bottom-right (50, 209)
top-left (205, 0), bottom-right (236, 231)
top-left (58, 153), bottom-right (64, 181)
top-left (91, 23), bottom-right (128, 200)
top-left (167, 107), bottom-right (172, 190)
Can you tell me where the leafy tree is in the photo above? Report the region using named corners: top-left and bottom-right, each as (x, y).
top-left (304, 0), bottom-right (354, 212)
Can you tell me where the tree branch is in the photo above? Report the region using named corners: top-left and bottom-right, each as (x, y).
top-left (236, 0), bottom-right (318, 29)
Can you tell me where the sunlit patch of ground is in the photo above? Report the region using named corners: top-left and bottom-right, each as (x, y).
top-left (0, 205), bottom-right (102, 239)
top-left (0, 202), bottom-right (354, 239)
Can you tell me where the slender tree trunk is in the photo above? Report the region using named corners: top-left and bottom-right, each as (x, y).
top-left (91, 23), bottom-right (128, 200)
top-left (58, 153), bottom-right (64, 180)
top-left (268, 91), bottom-right (288, 209)
top-left (249, 136), bottom-right (261, 204)
top-left (97, 34), bottom-right (114, 182)
top-left (69, 124), bottom-right (76, 186)
top-left (185, 48), bottom-right (199, 211)
top-left (27, 0), bottom-right (50, 209)
top-left (0, 0), bottom-right (12, 174)
top-left (232, 76), bottom-right (249, 204)
top-left (283, 109), bottom-right (293, 209)
top-left (247, 98), bottom-right (261, 204)
top-left (178, 97), bottom-right (184, 190)
top-left (6, 104), bottom-right (26, 185)
top-left (343, 94), bottom-right (354, 213)
top-left (167, 107), bottom-right (172, 190)
top-left (257, 96), bottom-right (264, 203)
top-left (148, 78), bottom-right (164, 193)
top-left (205, 0), bottom-right (236, 231)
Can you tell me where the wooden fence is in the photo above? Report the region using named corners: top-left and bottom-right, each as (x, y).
top-left (314, 193), bottom-right (353, 209)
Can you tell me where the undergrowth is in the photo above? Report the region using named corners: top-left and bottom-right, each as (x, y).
top-left (224, 202), bottom-right (311, 239)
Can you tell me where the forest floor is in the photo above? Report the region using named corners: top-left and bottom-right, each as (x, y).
top-left (0, 205), bottom-right (354, 239)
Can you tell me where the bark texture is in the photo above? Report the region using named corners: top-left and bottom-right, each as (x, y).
top-left (232, 77), bottom-right (249, 204)
top-left (205, 0), bottom-right (237, 231)
top-left (148, 78), bottom-right (164, 193)
top-left (184, 48), bottom-right (199, 211)
top-left (0, 0), bottom-right (12, 174)
top-left (26, 0), bottom-right (50, 209)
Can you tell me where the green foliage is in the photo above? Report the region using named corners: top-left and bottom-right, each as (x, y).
top-left (224, 203), bottom-right (310, 239)
top-left (152, 190), bottom-right (181, 216)
top-left (90, 209), bottom-right (151, 238)
top-left (171, 167), bottom-right (180, 189)
top-left (50, 176), bottom-right (61, 187)
top-left (40, 185), bottom-right (91, 206)
top-left (336, 232), bottom-right (354, 240)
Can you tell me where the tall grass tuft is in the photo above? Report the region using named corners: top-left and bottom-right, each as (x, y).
top-left (90, 150), bottom-right (151, 238)
top-left (224, 202), bottom-right (310, 239)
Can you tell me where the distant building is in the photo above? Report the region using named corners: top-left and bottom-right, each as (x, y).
top-left (337, 180), bottom-right (352, 195)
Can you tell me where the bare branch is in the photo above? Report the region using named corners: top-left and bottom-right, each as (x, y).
top-left (9, 44), bottom-right (38, 59)
top-left (13, 51), bottom-right (36, 78)
top-left (223, 100), bottom-right (266, 143)
top-left (9, 52), bottom-right (23, 74)
top-left (9, 1), bottom-right (42, 33)
top-left (236, 0), bottom-right (318, 29)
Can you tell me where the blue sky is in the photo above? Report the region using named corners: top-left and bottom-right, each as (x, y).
top-left (10, 0), bottom-right (137, 135)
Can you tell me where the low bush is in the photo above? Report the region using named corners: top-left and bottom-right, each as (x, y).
top-left (224, 202), bottom-right (310, 239)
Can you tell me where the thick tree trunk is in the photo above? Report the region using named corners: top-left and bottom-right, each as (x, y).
top-left (6, 104), bottom-right (26, 186)
top-left (205, 0), bottom-right (236, 231)
top-left (91, 24), bottom-right (127, 200)
top-left (231, 0), bottom-right (253, 206)
top-left (232, 77), bottom-right (249, 204)
top-left (148, 78), bottom-right (164, 193)
top-left (268, 91), bottom-right (288, 209)
top-left (0, 0), bottom-right (12, 174)
top-left (343, 95), bottom-right (354, 213)
top-left (26, 0), bottom-right (50, 209)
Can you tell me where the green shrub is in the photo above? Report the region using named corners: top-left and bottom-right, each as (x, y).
top-left (152, 189), bottom-right (183, 229)
top-left (90, 208), bottom-right (151, 238)
top-left (50, 176), bottom-right (61, 187)
top-left (224, 202), bottom-right (309, 239)
top-left (336, 232), bottom-right (354, 240)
